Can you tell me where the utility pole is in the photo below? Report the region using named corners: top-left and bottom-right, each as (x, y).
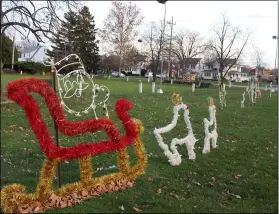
top-left (157, 1), bottom-right (167, 94)
top-left (11, 35), bottom-right (15, 70)
top-left (167, 16), bottom-right (175, 81)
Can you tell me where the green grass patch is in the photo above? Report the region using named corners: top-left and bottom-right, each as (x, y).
top-left (1, 74), bottom-right (278, 213)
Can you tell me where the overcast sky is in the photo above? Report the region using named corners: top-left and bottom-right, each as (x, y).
top-left (86, 1), bottom-right (278, 69)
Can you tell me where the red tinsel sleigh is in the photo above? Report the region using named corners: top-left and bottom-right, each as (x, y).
top-left (7, 78), bottom-right (138, 160)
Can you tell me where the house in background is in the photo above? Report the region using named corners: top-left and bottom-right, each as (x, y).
top-left (19, 44), bottom-right (48, 63)
top-left (177, 58), bottom-right (203, 78)
top-left (123, 54), bottom-right (148, 75)
top-left (226, 65), bottom-right (250, 82)
top-left (146, 60), bottom-right (169, 77)
top-left (201, 60), bottom-right (219, 80)
top-left (252, 68), bottom-right (275, 82)
top-left (200, 58), bottom-right (250, 82)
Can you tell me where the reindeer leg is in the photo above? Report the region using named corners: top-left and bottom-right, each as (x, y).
top-left (202, 134), bottom-right (211, 154)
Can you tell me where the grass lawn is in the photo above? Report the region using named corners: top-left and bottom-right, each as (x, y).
top-left (1, 74), bottom-right (278, 213)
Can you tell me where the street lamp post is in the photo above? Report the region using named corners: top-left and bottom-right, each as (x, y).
top-left (157, 0), bottom-right (167, 94)
top-left (138, 39), bottom-right (143, 55)
top-left (272, 35), bottom-right (278, 69)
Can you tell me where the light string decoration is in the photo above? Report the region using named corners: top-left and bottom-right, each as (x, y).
top-left (43, 54), bottom-right (110, 118)
top-left (241, 91), bottom-right (245, 109)
top-left (153, 93), bottom-right (197, 166)
top-left (269, 82), bottom-right (274, 97)
top-left (1, 78), bottom-right (147, 213)
top-left (255, 82), bottom-right (261, 98)
top-left (217, 74), bottom-right (226, 109)
top-left (202, 97), bottom-right (218, 154)
top-left (246, 79), bottom-right (256, 104)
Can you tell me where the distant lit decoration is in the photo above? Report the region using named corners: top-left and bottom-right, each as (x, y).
top-left (217, 74), bottom-right (226, 109)
top-left (43, 54), bottom-right (110, 118)
top-left (202, 97), bottom-right (218, 154)
top-left (270, 82), bottom-right (274, 97)
top-left (241, 91), bottom-right (245, 109)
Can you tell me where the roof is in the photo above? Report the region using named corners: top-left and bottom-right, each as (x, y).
top-left (203, 58), bottom-right (235, 66)
top-left (223, 59), bottom-right (236, 66)
top-left (180, 58), bottom-right (202, 65)
top-left (21, 45), bottom-right (42, 53)
top-left (133, 55), bottom-right (147, 62)
top-left (240, 67), bottom-right (250, 73)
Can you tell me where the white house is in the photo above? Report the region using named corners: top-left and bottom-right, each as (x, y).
top-left (19, 44), bottom-right (48, 63)
top-left (226, 65), bottom-right (251, 82)
top-left (201, 59), bottom-right (251, 82)
top-left (123, 55), bottom-right (148, 75)
top-left (201, 59), bottom-right (219, 80)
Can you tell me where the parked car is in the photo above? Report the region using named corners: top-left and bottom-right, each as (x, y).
top-left (145, 72), bottom-right (153, 78)
top-left (156, 74), bottom-right (166, 78)
top-left (111, 71), bottom-right (125, 77)
top-left (119, 72), bottom-right (125, 77)
top-left (111, 71), bottom-right (118, 77)
top-left (3, 68), bottom-right (17, 73)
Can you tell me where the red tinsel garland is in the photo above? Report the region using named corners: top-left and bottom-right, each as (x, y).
top-left (7, 78), bottom-right (138, 160)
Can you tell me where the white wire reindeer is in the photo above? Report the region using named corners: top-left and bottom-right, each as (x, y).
top-left (43, 54), bottom-right (110, 119)
top-left (202, 97), bottom-right (218, 154)
top-left (153, 93), bottom-right (197, 166)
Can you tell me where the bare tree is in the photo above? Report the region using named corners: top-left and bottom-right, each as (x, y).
top-left (207, 13), bottom-right (251, 83)
top-left (1, 1), bottom-right (81, 70)
top-left (142, 21), bottom-right (165, 82)
top-left (0, 0), bottom-right (81, 100)
top-left (1, 1), bottom-right (81, 42)
top-left (122, 44), bottom-right (139, 69)
top-left (100, 54), bottom-right (120, 76)
top-left (100, 1), bottom-right (144, 73)
top-left (16, 39), bottom-right (38, 52)
top-left (171, 29), bottom-right (206, 73)
top-left (250, 45), bottom-right (266, 70)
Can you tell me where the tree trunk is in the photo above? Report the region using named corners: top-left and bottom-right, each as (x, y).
top-left (152, 64), bottom-right (156, 82)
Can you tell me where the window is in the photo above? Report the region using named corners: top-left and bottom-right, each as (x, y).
top-left (204, 72), bottom-right (211, 77)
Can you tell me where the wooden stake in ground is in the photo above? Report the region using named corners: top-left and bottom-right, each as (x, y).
top-left (51, 63), bottom-right (61, 188)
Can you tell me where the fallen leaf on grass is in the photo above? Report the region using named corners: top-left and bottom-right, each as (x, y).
top-left (147, 177), bottom-right (153, 182)
top-left (133, 207), bottom-right (142, 212)
top-left (185, 178), bottom-right (191, 182)
top-left (227, 190), bottom-right (242, 199)
top-left (234, 195), bottom-right (241, 199)
top-left (234, 174), bottom-right (242, 180)
top-left (119, 205), bottom-right (124, 211)
top-left (192, 181), bottom-right (203, 187)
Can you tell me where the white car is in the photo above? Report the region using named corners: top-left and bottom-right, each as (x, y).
top-left (119, 73), bottom-right (125, 77)
top-left (156, 74), bottom-right (166, 78)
